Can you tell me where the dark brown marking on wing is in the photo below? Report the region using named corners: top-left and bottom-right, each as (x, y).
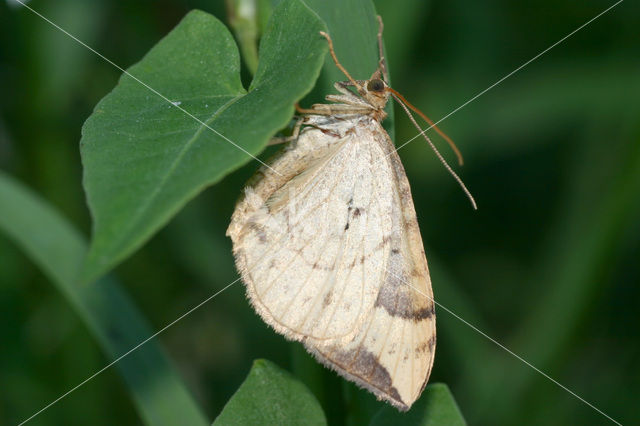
top-left (374, 255), bottom-right (434, 321)
top-left (428, 334), bottom-right (436, 352)
top-left (322, 291), bottom-right (333, 308)
top-left (316, 345), bottom-right (404, 407)
top-left (310, 260), bottom-right (336, 271)
top-left (248, 222), bottom-right (267, 243)
top-left (347, 255), bottom-right (365, 268)
top-left (387, 342), bottom-right (397, 356)
top-left (414, 334), bottom-right (436, 359)
top-left (418, 335), bottom-right (436, 394)
top-left (344, 200), bottom-right (363, 232)
top-left (374, 235), bottom-right (391, 251)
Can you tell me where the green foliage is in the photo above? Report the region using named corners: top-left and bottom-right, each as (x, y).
top-left (3, 0), bottom-right (444, 423)
top-left (213, 359), bottom-right (326, 425)
top-left (0, 171), bottom-right (208, 426)
top-left (80, 1), bottom-right (328, 283)
top-left (370, 383), bottom-right (466, 426)
top-left (1, 0), bottom-right (638, 424)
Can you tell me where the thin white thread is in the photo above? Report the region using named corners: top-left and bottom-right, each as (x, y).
top-left (12, 0), bottom-right (625, 424)
top-left (18, 278), bottom-right (241, 425)
top-left (11, 0), bottom-right (282, 176)
top-left (392, 0), bottom-right (624, 155)
top-left (378, 261), bottom-right (621, 425)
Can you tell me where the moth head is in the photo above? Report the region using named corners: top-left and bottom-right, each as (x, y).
top-left (363, 70), bottom-right (390, 109)
top-left (315, 28), bottom-right (477, 210)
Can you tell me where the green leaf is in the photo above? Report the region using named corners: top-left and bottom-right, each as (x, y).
top-left (369, 383), bottom-right (466, 426)
top-left (81, 1), bottom-right (327, 283)
top-left (213, 359), bottom-right (327, 425)
top-left (0, 171), bottom-right (208, 426)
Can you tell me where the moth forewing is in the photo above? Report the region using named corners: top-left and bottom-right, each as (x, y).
top-left (226, 17), bottom-right (453, 411)
top-left (227, 115), bottom-right (436, 410)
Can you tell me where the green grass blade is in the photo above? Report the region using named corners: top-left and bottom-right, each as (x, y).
top-left (470, 118), bottom-right (640, 422)
top-left (0, 171), bottom-right (208, 426)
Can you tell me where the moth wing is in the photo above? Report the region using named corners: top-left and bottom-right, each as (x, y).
top-left (304, 122), bottom-right (436, 411)
top-left (227, 124), bottom-right (392, 344)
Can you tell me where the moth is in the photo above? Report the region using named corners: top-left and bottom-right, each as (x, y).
top-left (227, 17), bottom-right (474, 411)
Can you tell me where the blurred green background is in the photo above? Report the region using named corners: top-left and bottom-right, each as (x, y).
top-left (1, 0), bottom-right (638, 424)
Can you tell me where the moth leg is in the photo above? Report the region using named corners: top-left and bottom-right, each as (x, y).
top-left (295, 103), bottom-right (339, 116)
top-left (331, 80), bottom-right (370, 99)
top-left (268, 117), bottom-right (303, 146)
top-left (334, 80), bottom-right (368, 95)
top-left (297, 104), bottom-right (372, 116)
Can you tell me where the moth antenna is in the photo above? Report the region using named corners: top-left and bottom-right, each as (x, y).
top-left (387, 87), bottom-right (464, 166)
top-left (391, 92), bottom-right (477, 210)
top-left (319, 31), bottom-right (365, 95)
top-left (376, 16), bottom-right (389, 83)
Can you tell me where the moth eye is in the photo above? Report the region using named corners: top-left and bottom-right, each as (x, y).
top-left (367, 79), bottom-right (385, 92)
